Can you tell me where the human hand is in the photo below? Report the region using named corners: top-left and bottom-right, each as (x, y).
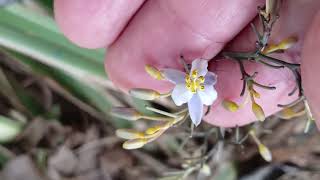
top-left (54, 0), bottom-right (320, 128)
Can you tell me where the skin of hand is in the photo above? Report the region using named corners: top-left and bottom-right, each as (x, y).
top-left (54, 0), bottom-right (320, 128)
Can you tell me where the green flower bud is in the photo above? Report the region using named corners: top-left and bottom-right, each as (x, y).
top-left (129, 88), bottom-right (160, 100)
top-left (110, 107), bottom-right (142, 121)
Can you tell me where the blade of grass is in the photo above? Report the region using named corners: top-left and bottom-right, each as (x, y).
top-left (0, 3), bottom-right (105, 63)
top-left (0, 67), bottom-right (28, 114)
top-left (0, 3), bottom-right (108, 86)
top-left (2, 48), bottom-right (132, 128)
top-left (0, 115), bottom-right (23, 143)
top-left (0, 24), bottom-right (107, 82)
top-left (0, 66), bottom-right (45, 116)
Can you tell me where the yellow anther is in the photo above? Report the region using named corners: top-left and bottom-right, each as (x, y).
top-left (191, 86), bottom-right (196, 93)
top-left (191, 70), bottom-right (198, 78)
top-left (186, 83), bottom-right (191, 89)
top-left (195, 80), bottom-right (201, 87)
top-left (185, 76), bottom-right (191, 83)
top-left (185, 72), bottom-right (206, 93)
top-left (198, 76), bottom-right (205, 83)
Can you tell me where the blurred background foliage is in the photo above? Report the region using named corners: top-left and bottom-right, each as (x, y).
top-left (0, 1), bottom-right (319, 180)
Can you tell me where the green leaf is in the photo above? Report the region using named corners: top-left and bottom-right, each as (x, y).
top-left (0, 3), bottom-right (107, 82)
top-left (0, 115), bottom-right (23, 143)
top-left (0, 66), bottom-right (44, 116)
top-left (2, 48), bottom-right (131, 128)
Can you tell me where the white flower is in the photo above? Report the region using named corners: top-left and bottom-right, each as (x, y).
top-left (162, 59), bottom-right (218, 126)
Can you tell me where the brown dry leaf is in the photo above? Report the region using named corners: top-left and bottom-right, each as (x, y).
top-left (66, 171), bottom-right (106, 180)
top-left (100, 148), bottom-right (134, 177)
top-left (48, 146), bottom-right (78, 176)
top-left (17, 118), bottom-right (69, 148)
top-left (1, 155), bottom-right (45, 180)
top-left (17, 118), bottom-right (49, 147)
top-left (75, 126), bottom-right (101, 174)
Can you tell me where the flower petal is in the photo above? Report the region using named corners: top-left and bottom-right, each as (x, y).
top-left (161, 69), bottom-right (186, 84)
top-left (171, 84), bottom-right (193, 106)
top-left (204, 72), bottom-right (217, 85)
top-left (191, 59), bottom-right (208, 77)
top-left (188, 93), bottom-right (203, 126)
top-left (198, 85), bottom-right (218, 106)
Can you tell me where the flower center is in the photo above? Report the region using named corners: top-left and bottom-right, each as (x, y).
top-left (185, 70), bottom-right (205, 93)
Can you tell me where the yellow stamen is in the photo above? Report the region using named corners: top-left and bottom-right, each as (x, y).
top-left (185, 71), bottom-right (206, 93)
top-left (199, 76), bottom-right (205, 83)
top-left (191, 70), bottom-right (198, 78)
top-left (191, 86), bottom-right (196, 93)
top-left (185, 74), bottom-right (191, 83)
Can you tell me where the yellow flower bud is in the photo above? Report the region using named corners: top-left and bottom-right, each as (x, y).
top-left (145, 64), bottom-right (164, 80)
top-left (263, 36), bottom-right (298, 54)
top-left (277, 107), bottom-right (300, 120)
top-left (222, 100), bottom-right (239, 112)
top-left (129, 88), bottom-right (161, 100)
top-left (249, 129), bottom-right (272, 162)
top-left (258, 143), bottom-right (272, 162)
top-left (122, 138), bottom-right (147, 149)
top-left (110, 107), bottom-right (142, 121)
top-left (116, 129), bottom-right (145, 139)
top-left (145, 120), bottom-right (173, 135)
top-left (145, 125), bottom-right (161, 135)
top-left (199, 164), bottom-right (211, 176)
top-left (250, 89), bottom-right (261, 99)
top-left (252, 102), bottom-right (265, 121)
top-left (248, 129), bottom-right (255, 136)
top-left (278, 36), bottom-right (298, 50)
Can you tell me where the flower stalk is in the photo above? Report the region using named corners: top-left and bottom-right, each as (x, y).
top-left (249, 130), bottom-right (272, 162)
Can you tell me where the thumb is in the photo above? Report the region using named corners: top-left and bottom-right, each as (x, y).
top-left (301, 11), bottom-right (320, 128)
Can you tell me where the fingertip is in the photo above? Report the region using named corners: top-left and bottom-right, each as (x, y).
top-left (54, 0), bottom-right (145, 48)
top-left (104, 0), bottom-right (262, 93)
top-left (104, 44), bottom-right (174, 93)
top-left (301, 10), bottom-right (320, 128)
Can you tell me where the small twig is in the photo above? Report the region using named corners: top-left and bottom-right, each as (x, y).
top-left (205, 105), bottom-right (211, 116)
top-left (259, 59), bottom-right (285, 69)
top-left (252, 81), bottom-right (276, 90)
top-left (180, 55), bottom-right (190, 73)
top-left (277, 96), bottom-right (305, 108)
top-left (145, 106), bottom-right (180, 118)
